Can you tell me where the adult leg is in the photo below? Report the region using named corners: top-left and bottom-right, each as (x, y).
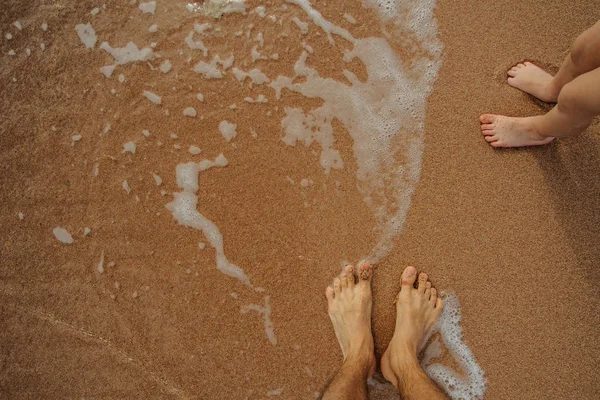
top-left (322, 262), bottom-right (376, 400)
top-left (381, 266), bottom-right (447, 400)
top-left (481, 66), bottom-right (600, 147)
top-left (506, 20), bottom-right (600, 102)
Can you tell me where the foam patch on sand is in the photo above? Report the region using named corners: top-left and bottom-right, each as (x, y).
top-left (423, 293), bottom-right (487, 399)
top-left (166, 154), bottom-right (253, 287)
top-left (281, 0), bottom-right (442, 263)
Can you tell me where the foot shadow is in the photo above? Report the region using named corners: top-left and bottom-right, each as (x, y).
top-left (532, 128), bottom-right (600, 288)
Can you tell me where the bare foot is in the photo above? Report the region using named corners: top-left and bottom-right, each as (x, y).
top-left (325, 261), bottom-right (376, 378)
top-left (381, 266), bottom-right (443, 388)
top-left (480, 114), bottom-right (555, 148)
top-left (507, 62), bottom-right (560, 103)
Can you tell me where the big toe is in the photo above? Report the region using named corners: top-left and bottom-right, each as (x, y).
top-left (401, 266), bottom-right (417, 289)
top-left (357, 261), bottom-right (372, 287)
top-left (479, 114), bottom-right (495, 124)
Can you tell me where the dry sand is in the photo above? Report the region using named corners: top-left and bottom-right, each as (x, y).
top-left (1, 0), bottom-right (599, 399)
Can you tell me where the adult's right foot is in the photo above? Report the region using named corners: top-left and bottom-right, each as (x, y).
top-left (507, 62), bottom-right (560, 103)
top-left (380, 266), bottom-right (443, 389)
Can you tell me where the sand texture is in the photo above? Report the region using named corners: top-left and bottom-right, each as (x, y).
top-left (1, 0), bottom-right (599, 399)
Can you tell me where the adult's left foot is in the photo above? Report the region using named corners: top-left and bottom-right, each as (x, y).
top-left (480, 114), bottom-right (555, 148)
top-left (325, 261), bottom-right (377, 378)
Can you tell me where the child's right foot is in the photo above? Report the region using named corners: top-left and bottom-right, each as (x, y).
top-left (507, 62), bottom-right (560, 102)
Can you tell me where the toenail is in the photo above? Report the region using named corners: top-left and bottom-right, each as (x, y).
top-left (405, 266), bottom-right (416, 276)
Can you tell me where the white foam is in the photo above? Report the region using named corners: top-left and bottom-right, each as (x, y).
top-left (100, 41), bottom-right (154, 64)
top-left (201, 0), bottom-right (246, 18)
top-left (254, 6), bottom-right (266, 18)
top-left (5, 33), bottom-right (13, 40)
top-left (183, 107), bottom-right (197, 117)
top-left (13, 21), bottom-right (22, 31)
top-left (188, 145), bottom-right (202, 155)
top-left (251, 45), bottom-right (267, 62)
top-left (277, 0), bottom-right (442, 262)
top-left (41, 23), bottom-right (48, 31)
top-left (84, 227), bottom-right (91, 236)
top-left (143, 90), bottom-right (162, 104)
top-left (240, 296), bottom-right (277, 345)
top-left (142, 129), bottom-right (151, 137)
top-left (152, 173), bottom-right (163, 185)
top-left (343, 13), bottom-right (357, 24)
top-left (292, 17), bottom-right (309, 34)
top-left (185, 31), bottom-right (208, 56)
top-left (90, 7), bottom-right (100, 16)
top-left (75, 23), bottom-right (97, 49)
top-left (195, 22), bottom-right (212, 34)
top-left (232, 67), bottom-right (270, 85)
top-left (18, 212), bottom-right (24, 220)
top-left (285, 0), bottom-right (354, 45)
top-left (53, 227), bottom-right (74, 244)
top-left (97, 250), bottom-right (105, 274)
top-left (148, 24), bottom-right (158, 33)
top-left (99, 65), bottom-right (116, 78)
top-left (218, 120), bottom-right (237, 142)
top-left (122, 180), bottom-right (131, 194)
top-left (160, 60), bottom-right (172, 73)
top-left (122, 141), bottom-right (136, 153)
top-left (193, 55), bottom-right (233, 79)
top-left (166, 154), bottom-right (253, 287)
top-left (423, 293), bottom-right (487, 399)
top-left (138, 1), bottom-right (156, 14)
top-left (196, 93), bottom-right (204, 102)
top-left (266, 387), bottom-right (283, 396)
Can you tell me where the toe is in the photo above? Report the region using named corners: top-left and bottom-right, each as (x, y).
top-left (479, 114), bottom-right (495, 124)
top-left (430, 288), bottom-right (438, 304)
top-left (481, 124), bottom-right (494, 130)
top-left (357, 261), bottom-right (372, 286)
top-left (507, 77), bottom-right (516, 86)
top-left (424, 281), bottom-right (432, 299)
top-left (340, 273), bottom-right (349, 289)
top-left (333, 278), bottom-right (341, 294)
top-left (491, 140), bottom-right (506, 148)
top-left (401, 266), bottom-right (417, 288)
top-left (517, 63), bottom-right (525, 68)
top-left (345, 265), bottom-right (355, 288)
top-left (417, 272), bottom-right (428, 294)
top-left (436, 297), bottom-right (444, 310)
top-left (524, 61), bottom-right (533, 66)
top-left (484, 135), bottom-right (498, 143)
top-left (325, 286), bottom-right (335, 303)
top-left (507, 69), bottom-right (517, 77)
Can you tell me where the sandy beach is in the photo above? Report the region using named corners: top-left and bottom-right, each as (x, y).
top-left (1, 1), bottom-right (599, 399)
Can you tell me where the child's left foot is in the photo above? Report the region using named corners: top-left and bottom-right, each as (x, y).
top-left (480, 114), bottom-right (555, 148)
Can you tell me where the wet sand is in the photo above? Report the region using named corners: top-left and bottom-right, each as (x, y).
top-left (1, 1), bottom-right (599, 399)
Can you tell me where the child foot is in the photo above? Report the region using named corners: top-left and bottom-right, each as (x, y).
top-left (480, 114), bottom-right (555, 148)
top-left (507, 62), bottom-right (560, 103)
top-left (325, 261), bottom-right (377, 378)
top-left (380, 266), bottom-right (443, 388)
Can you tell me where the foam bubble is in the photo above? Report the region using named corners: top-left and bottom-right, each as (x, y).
top-left (75, 23), bottom-right (96, 49)
top-left (53, 227), bottom-right (74, 244)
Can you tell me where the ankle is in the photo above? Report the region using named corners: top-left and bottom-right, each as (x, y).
top-left (547, 78), bottom-right (562, 101)
top-left (342, 352), bottom-right (374, 376)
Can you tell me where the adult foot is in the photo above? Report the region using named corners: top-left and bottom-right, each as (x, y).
top-left (480, 114), bottom-right (555, 148)
top-left (507, 62), bottom-right (560, 102)
top-left (325, 261), bottom-right (376, 378)
top-left (381, 266), bottom-right (443, 388)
